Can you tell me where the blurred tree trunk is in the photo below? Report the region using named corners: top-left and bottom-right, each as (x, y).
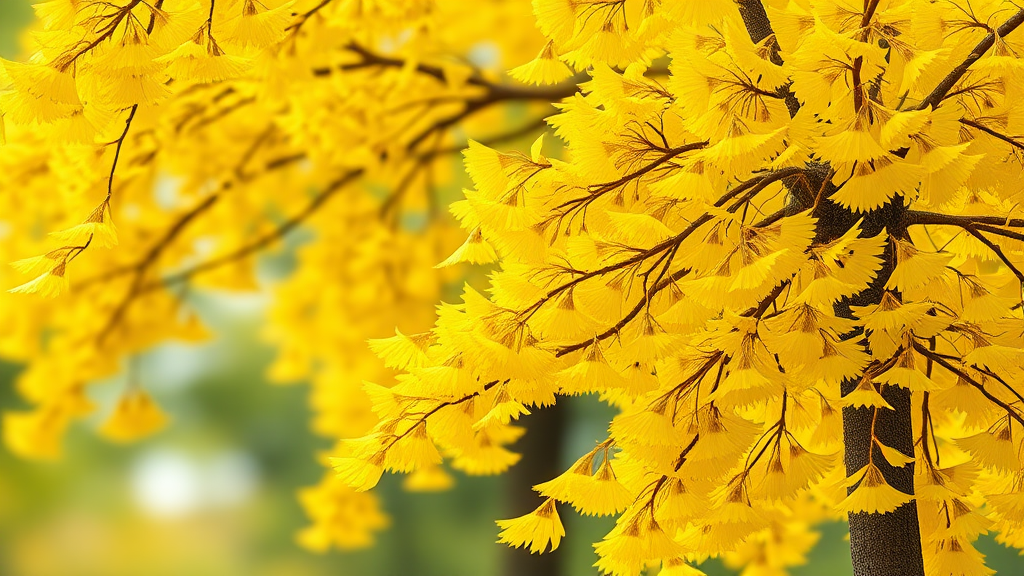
top-left (503, 401), bottom-right (567, 576)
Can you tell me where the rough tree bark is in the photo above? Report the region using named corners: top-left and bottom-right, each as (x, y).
top-left (736, 2), bottom-right (927, 575)
top-left (817, 193), bottom-right (926, 576)
top-left (503, 400), bottom-right (567, 576)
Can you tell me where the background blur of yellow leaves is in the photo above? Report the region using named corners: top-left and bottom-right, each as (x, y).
top-left (0, 2), bottom-right (1020, 576)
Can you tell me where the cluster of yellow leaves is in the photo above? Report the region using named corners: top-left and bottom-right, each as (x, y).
top-left (0, 0), bottom-right (560, 554)
top-left (325, 0), bottom-right (1024, 574)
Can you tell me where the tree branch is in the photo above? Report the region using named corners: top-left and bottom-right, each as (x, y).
top-left (314, 42), bottom-right (584, 104)
top-left (550, 167), bottom-right (803, 356)
top-left (961, 118), bottom-right (1024, 153)
top-left (904, 210), bottom-right (1024, 282)
top-left (913, 341), bottom-right (1024, 426)
top-left (553, 141), bottom-right (709, 216)
top-left (962, 225), bottom-right (1024, 283)
top-left (916, 9), bottom-right (1024, 110)
top-left (146, 169), bottom-right (364, 292)
top-left (905, 210), bottom-right (1024, 229)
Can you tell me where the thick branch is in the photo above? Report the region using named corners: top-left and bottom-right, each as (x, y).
top-left (736, 0), bottom-right (775, 44)
top-left (906, 210), bottom-right (1024, 229)
top-left (314, 42), bottom-right (583, 104)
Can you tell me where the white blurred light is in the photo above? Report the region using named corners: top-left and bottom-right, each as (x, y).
top-left (131, 449), bottom-right (260, 518)
top-left (468, 41), bottom-right (500, 68)
top-left (131, 450), bottom-right (202, 518)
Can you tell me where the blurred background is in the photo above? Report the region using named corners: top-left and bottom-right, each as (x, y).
top-left (0, 2), bottom-right (1021, 575)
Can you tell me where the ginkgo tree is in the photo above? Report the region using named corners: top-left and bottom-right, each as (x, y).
top-left (4, 0), bottom-right (1024, 575)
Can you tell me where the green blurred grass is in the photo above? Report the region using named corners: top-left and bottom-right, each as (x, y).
top-left (0, 0), bottom-right (32, 58)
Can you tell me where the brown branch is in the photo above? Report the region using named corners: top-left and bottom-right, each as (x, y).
top-left (188, 96), bottom-right (257, 133)
top-left (552, 171), bottom-right (801, 358)
top-left (526, 213), bottom-right (716, 319)
top-left (430, 115), bottom-right (548, 158)
top-left (96, 193), bottom-right (221, 343)
top-left (972, 223), bottom-right (1024, 243)
top-left (286, 0), bottom-right (333, 34)
top-left (861, 0), bottom-right (883, 29)
top-left (743, 391), bottom-right (789, 474)
top-left (596, 143), bottom-right (709, 196)
top-left (94, 131), bottom-right (300, 341)
top-left (919, 337), bottom-right (937, 470)
top-left (961, 118), bottom-right (1024, 153)
top-left (380, 379), bottom-right (502, 453)
top-left (906, 210), bottom-right (1024, 282)
top-left (205, 0), bottom-right (216, 36)
top-left (736, 0), bottom-right (776, 44)
top-left (379, 160), bottom-right (431, 221)
top-left (971, 364), bottom-right (1024, 407)
top-left (850, 1), bottom-right (882, 112)
top-left (723, 166), bottom-right (804, 212)
top-left (380, 116), bottom-right (550, 219)
top-left (314, 42), bottom-right (584, 104)
top-left (146, 0), bottom-right (165, 34)
top-left (56, 0), bottom-right (144, 71)
top-left (553, 141), bottom-right (709, 214)
top-left (145, 169), bottom-right (364, 292)
top-left (536, 166), bottom-right (804, 347)
top-left (913, 341), bottom-right (1024, 426)
top-left (554, 267), bottom-right (691, 357)
top-left (60, 104), bottom-right (141, 296)
top-left (962, 225), bottom-right (1024, 283)
top-left (745, 280), bottom-right (790, 318)
top-left (81, 130), bottom-right (291, 289)
top-left (916, 9), bottom-right (1024, 110)
top-left (905, 210), bottom-right (1024, 229)
top-left (88, 194), bottom-right (222, 286)
top-left (106, 104), bottom-right (139, 201)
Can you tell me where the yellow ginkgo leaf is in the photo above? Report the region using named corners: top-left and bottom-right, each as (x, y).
top-left (99, 388), bottom-right (169, 443)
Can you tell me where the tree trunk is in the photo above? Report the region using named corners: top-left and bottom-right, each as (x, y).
top-left (503, 401), bottom-right (567, 576)
top-left (817, 193), bottom-right (926, 576)
top-left (736, 2), bottom-right (927, 573)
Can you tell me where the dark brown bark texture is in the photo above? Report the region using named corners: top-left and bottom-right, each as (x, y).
top-left (818, 194), bottom-right (926, 576)
top-left (502, 400), bottom-right (567, 576)
top-left (737, 3), bottom-right (926, 575)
